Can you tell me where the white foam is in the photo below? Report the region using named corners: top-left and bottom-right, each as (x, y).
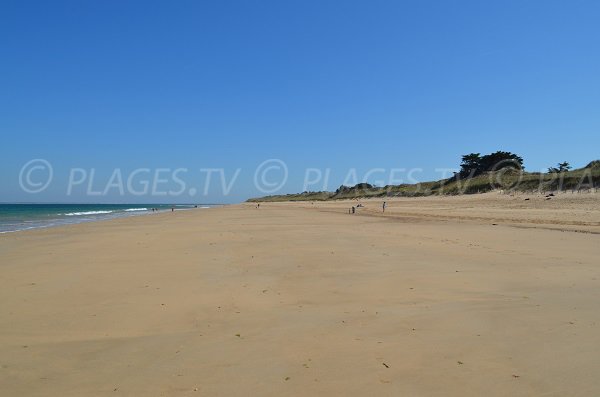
top-left (124, 208), bottom-right (148, 212)
top-left (64, 211), bottom-right (113, 216)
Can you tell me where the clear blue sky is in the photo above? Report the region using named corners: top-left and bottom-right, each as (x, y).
top-left (1, 0), bottom-right (599, 203)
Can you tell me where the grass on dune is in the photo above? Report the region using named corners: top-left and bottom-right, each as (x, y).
top-left (248, 161), bottom-right (600, 202)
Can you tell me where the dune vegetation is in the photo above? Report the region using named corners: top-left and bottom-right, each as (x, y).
top-left (249, 155), bottom-right (600, 202)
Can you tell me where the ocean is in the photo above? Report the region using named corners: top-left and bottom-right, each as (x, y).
top-left (0, 203), bottom-right (213, 233)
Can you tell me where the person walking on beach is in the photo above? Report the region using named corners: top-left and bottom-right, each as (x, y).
top-left (382, 201), bottom-right (386, 213)
top-left (352, 206), bottom-right (356, 214)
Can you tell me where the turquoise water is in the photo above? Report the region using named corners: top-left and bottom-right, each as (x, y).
top-left (0, 204), bottom-right (213, 233)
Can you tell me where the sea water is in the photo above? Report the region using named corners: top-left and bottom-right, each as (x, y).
top-left (0, 204), bottom-right (213, 233)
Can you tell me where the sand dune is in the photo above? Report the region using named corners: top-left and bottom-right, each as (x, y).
top-left (1, 195), bottom-right (599, 396)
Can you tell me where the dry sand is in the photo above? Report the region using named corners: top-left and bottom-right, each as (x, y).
top-left (1, 193), bottom-right (599, 396)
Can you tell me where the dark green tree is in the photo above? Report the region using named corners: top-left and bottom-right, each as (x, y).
top-left (558, 161), bottom-right (571, 172)
top-left (459, 153), bottom-right (481, 177)
top-left (459, 151), bottom-right (524, 178)
top-left (548, 161), bottom-right (572, 173)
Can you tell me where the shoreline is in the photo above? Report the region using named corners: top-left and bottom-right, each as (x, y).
top-left (0, 204), bottom-right (221, 235)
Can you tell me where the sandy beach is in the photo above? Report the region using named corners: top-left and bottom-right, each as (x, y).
top-left (1, 193), bottom-right (599, 396)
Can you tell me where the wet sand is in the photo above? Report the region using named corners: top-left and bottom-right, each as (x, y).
top-left (1, 194), bottom-right (599, 396)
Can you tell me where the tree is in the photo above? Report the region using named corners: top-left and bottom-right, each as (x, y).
top-left (558, 161), bottom-right (571, 172)
top-left (479, 151), bottom-right (524, 173)
top-left (459, 151), bottom-right (524, 178)
top-left (459, 153), bottom-right (481, 177)
top-left (548, 161), bottom-right (571, 173)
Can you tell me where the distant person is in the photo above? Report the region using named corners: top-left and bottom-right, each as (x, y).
top-left (257, 203), bottom-right (260, 209)
top-left (171, 206), bottom-right (174, 212)
top-left (382, 201), bottom-right (386, 213)
top-left (352, 206), bottom-right (356, 214)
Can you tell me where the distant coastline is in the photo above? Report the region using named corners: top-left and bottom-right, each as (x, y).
top-left (249, 159), bottom-right (600, 202)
